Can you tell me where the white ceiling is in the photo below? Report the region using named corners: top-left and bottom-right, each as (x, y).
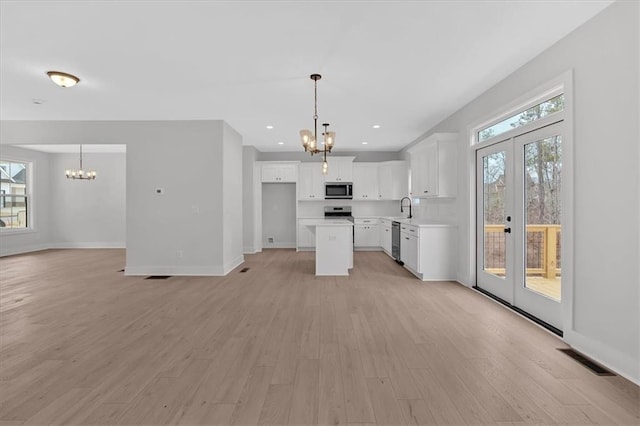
top-left (0, 1), bottom-right (612, 153)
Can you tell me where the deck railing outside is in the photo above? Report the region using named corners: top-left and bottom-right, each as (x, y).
top-left (484, 224), bottom-right (561, 279)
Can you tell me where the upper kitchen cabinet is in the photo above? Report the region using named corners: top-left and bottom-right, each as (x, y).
top-left (378, 161), bottom-right (408, 200)
top-left (352, 163), bottom-right (379, 200)
top-left (261, 162), bottom-right (299, 183)
top-left (323, 157), bottom-right (355, 182)
top-left (408, 133), bottom-right (457, 198)
top-left (298, 163), bottom-right (325, 200)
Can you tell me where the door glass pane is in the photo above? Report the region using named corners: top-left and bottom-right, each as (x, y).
top-left (483, 152), bottom-right (507, 278)
top-left (524, 136), bottom-right (561, 301)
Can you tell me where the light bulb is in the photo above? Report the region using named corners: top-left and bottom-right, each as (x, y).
top-left (322, 161), bottom-right (328, 175)
top-left (310, 136), bottom-right (316, 151)
top-left (300, 129), bottom-right (312, 148)
top-left (324, 131), bottom-right (335, 148)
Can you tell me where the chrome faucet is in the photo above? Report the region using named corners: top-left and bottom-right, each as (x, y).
top-left (400, 197), bottom-right (412, 219)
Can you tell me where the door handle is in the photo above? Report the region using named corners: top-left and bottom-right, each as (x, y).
top-left (504, 227), bottom-right (511, 233)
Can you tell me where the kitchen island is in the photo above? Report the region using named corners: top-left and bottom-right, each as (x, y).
top-left (303, 219), bottom-right (353, 276)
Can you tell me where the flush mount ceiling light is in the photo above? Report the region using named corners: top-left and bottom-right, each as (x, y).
top-left (66, 145), bottom-right (96, 180)
top-left (300, 74), bottom-right (336, 175)
top-left (372, 124), bottom-right (381, 129)
top-left (47, 71), bottom-right (80, 88)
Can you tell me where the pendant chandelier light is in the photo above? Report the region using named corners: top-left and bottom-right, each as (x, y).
top-left (65, 145), bottom-right (97, 180)
top-left (300, 74), bottom-right (336, 175)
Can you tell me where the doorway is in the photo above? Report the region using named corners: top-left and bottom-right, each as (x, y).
top-left (476, 121), bottom-right (564, 331)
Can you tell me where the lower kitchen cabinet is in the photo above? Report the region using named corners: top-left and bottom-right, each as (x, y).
top-left (354, 218), bottom-right (380, 248)
top-left (380, 220), bottom-right (392, 255)
top-left (400, 223), bottom-right (457, 280)
top-left (400, 230), bottom-right (418, 272)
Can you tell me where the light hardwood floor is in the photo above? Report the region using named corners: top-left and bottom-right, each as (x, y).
top-left (0, 248), bottom-right (638, 425)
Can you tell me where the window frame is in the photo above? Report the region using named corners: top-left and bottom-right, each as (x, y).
top-left (0, 157), bottom-right (34, 234)
top-left (472, 85), bottom-right (565, 148)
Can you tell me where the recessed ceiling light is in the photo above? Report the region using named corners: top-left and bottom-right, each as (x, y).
top-left (32, 98), bottom-right (45, 105)
top-left (278, 141), bottom-right (284, 145)
top-left (266, 125), bottom-right (274, 129)
top-left (362, 141), bottom-right (368, 145)
top-left (46, 71), bottom-right (80, 88)
top-left (372, 125), bottom-right (381, 129)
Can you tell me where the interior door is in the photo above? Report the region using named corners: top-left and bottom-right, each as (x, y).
top-left (476, 121), bottom-right (564, 331)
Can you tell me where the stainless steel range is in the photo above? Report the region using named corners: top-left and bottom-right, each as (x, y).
top-left (323, 206), bottom-right (353, 222)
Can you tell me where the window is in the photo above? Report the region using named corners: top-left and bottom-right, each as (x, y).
top-left (0, 160), bottom-right (29, 229)
top-left (478, 94), bottom-right (565, 143)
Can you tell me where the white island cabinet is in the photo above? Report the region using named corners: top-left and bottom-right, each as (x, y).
top-left (299, 219), bottom-right (354, 276)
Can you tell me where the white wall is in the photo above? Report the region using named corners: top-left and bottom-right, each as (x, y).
top-left (0, 120), bottom-right (245, 276)
top-left (0, 146), bottom-right (51, 256)
top-left (243, 146), bottom-right (258, 253)
top-left (49, 152), bottom-right (126, 248)
top-left (222, 123), bottom-right (244, 271)
top-left (262, 183), bottom-right (296, 248)
top-left (406, 1), bottom-right (639, 382)
top-left (125, 121), bottom-right (227, 275)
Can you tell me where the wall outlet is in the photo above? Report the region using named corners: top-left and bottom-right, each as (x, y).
top-left (267, 237), bottom-right (274, 243)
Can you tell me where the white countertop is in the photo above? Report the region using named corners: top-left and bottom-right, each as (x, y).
top-left (298, 216), bottom-right (455, 227)
top-left (382, 217), bottom-right (457, 227)
top-left (301, 218), bottom-right (354, 227)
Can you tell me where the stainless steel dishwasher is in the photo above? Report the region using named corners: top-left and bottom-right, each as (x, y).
top-left (392, 221), bottom-right (402, 264)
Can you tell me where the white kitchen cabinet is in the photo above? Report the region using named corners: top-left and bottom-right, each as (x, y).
top-left (262, 162), bottom-right (299, 183)
top-left (298, 163), bottom-right (324, 200)
top-left (378, 161), bottom-right (408, 200)
top-left (352, 163), bottom-right (379, 200)
top-left (354, 218), bottom-right (380, 248)
top-left (397, 222), bottom-right (457, 280)
top-left (417, 226), bottom-right (457, 280)
top-left (323, 157), bottom-right (354, 182)
top-left (297, 219), bottom-right (316, 250)
top-left (380, 220), bottom-right (392, 255)
top-left (408, 133), bottom-right (457, 198)
top-left (400, 229), bottom-right (419, 272)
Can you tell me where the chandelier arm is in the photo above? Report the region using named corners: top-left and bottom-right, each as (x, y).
top-left (80, 144), bottom-right (83, 170)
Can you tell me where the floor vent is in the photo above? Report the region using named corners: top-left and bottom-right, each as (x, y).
top-left (240, 267), bottom-right (250, 273)
top-left (557, 349), bottom-right (615, 376)
top-left (145, 275), bottom-right (172, 280)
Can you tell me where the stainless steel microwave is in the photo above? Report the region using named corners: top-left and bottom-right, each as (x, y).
top-left (325, 183), bottom-right (353, 199)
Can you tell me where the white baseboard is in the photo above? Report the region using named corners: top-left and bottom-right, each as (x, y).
top-left (262, 242), bottom-right (296, 249)
top-left (563, 329), bottom-right (639, 385)
top-left (223, 255), bottom-right (245, 275)
top-left (125, 254), bottom-right (245, 277)
top-left (125, 265), bottom-right (227, 276)
top-left (243, 246), bottom-right (257, 254)
top-left (0, 243), bottom-right (49, 257)
top-left (51, 242), bottom-right (126, 249)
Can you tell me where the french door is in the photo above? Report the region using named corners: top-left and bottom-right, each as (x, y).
top-left (476, 121), bottom-right (564, 331)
